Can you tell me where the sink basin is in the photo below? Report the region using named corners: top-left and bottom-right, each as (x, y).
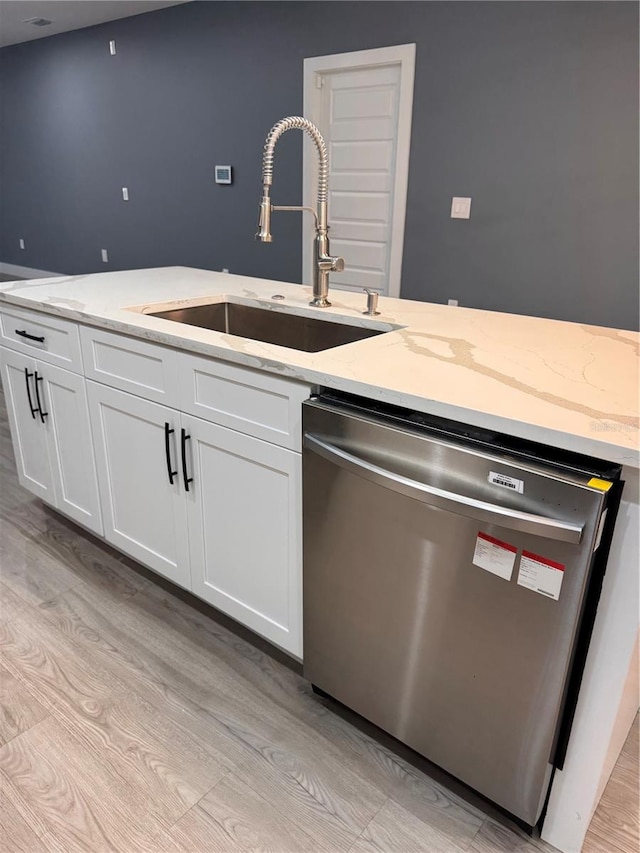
top-left (143, 301), bottom-right (390, 353)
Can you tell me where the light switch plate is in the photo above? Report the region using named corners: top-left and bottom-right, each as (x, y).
top-left (451, 197), bottom-right (472, 219)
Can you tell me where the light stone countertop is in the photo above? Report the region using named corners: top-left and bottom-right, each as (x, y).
top-left (1, 265), bottom-right (638, 467)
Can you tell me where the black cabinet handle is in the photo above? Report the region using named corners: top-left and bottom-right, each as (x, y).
top-left (15, 329), bottom-right (45, 343)
top-left (24, 368), bottom-right (38, 419)
top-left (34, 371), bottom-right (48, 422)
top-left (180, 428), bottom-right (193, 492)
top-left (164, 422), bottom-right (177, 485)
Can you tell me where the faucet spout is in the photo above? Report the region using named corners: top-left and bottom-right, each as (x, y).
top-left (255, 116), bottom-right (344, 307)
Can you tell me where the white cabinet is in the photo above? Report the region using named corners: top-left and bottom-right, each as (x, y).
top-left (87, 380), bottom-right (303, 655)
top-left (1, 346), bottom-right (103, 535)
top-left (86, 381), bottom-right (191, 589)
top-left (3, 312), bottom-right (309, 658)
top-left (186, 417), bottom-right (302, 655)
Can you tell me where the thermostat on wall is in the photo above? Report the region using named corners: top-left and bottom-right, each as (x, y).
top-left (215, 165), bottom-right (233, 184)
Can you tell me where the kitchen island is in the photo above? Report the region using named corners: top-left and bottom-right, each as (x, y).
top-left (1, 266), bottom-right (638, 853)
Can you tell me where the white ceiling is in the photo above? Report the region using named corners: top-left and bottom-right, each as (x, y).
top-left (0, 0), bottom-right (191, 48)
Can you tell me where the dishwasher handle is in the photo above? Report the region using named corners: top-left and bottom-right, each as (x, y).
top-left (305, 434), bottom-right (583, 545)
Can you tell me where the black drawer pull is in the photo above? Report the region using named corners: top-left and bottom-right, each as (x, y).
top-left (15, 329), bottom-right (45, 343)
top-left (181, 428), bottom-right (193, 492)
top-left (24, 368), bottom-right (38, 419)
top-left (164, 422), bottom-right (177, 485)
top-left (34, 371), bottom-right (48, 422)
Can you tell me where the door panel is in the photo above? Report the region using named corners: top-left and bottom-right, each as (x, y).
top-left (325, 65), bottom-right (402, 91)
top-left (331, 172), bottom-right (391, 193)
top-left (187, 416), bottom-right (302, 657)
top-left (41, 362), bottom-right (103, 535)
top-left (331, 140), bottom-right (393, 172)
top-left (331, 86), bottom-right (395, 120)
top-left (328, 117), bottom-right (396, 142)
top-left (87, 381), bottom-right (190, 588)
top-left (322, 221), bottom-right (388, 243)
top-left (330, 191), bottom-right (390, 222)
top-left (0, 346), bottom-right (54, 502)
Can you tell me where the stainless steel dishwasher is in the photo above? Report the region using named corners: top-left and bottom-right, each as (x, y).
top-left (302, 393), bottom-right (622, 829)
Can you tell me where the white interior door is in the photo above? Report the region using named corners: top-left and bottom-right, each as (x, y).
top-left (320, 64), bottom-right (401, 296)
top-left (304, 45), bottom-right (415, 298)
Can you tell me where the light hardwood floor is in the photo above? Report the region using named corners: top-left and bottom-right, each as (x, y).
top-left (0, 385), bottom-right (637, 853)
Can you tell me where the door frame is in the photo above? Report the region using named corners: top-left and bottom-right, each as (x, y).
top-left (302, 43), bottom-right (416, 298)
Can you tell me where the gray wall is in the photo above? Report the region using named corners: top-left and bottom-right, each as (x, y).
top-left (0, 1), bottom-right (638, 329)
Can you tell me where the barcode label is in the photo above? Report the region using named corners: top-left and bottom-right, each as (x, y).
top-left (488, 471), bottom-right (524, 494)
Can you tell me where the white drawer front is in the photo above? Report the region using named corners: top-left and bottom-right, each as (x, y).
top-left (178, 351), bottom-right (311, 450)
top-left (0, 305), bottom-right (82, 373)
top-left (80, 326), bottom-right (180, 407)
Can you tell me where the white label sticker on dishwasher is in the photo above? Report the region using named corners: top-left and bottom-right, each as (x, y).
top-left (517, 551), bottom-right (565, 600)
top-left (473, 532), bottom-right (517, 580)
top-left (488, 471), bottom-right (524, 494)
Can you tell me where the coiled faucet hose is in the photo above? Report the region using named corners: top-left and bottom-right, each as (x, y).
top-left (261, 116), bottom-right (328, 204)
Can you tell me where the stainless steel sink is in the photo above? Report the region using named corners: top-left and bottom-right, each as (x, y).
top-left (145, 302), bottom-right (389, 352)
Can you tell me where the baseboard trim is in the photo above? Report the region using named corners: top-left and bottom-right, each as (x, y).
top-left (0, 262), bottom-right (63, 279)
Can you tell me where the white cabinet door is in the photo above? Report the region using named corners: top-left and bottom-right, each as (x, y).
top-left (39, 363), bottom-right (103, 536)
top-left (0, 346), bottom-right (55, 503)
top-left (87, 381), bottom-right (190, 589)
top-left (1, 347), bottom-right (102, 533)
top-left (186, 415), bottom-right (302, 657)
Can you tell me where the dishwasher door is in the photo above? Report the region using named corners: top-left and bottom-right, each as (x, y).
top-left (302, 398), bottom-right (608, 827)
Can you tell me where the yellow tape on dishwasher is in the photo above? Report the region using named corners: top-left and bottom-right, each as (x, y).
top-left (587, 478), bottom-right (613, 492)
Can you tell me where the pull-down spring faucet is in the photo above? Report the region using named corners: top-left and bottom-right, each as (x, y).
top-left (255, 116), bottom-right (344, 307)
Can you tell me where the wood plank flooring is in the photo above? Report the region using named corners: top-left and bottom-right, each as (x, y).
top-left (0, 384), bottom-right (637, 852)
top-left (583, 716), bottom-right (639, 853)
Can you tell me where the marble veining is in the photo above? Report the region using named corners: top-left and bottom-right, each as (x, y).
top-left (0, 266), bottom-right (637, 466)
top-left (399, 329), bottom-right (638, 427)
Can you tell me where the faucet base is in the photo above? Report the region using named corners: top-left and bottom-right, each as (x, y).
top-left (309, 297), bottom-right (332, 308)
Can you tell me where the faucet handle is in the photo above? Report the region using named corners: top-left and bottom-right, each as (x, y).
top-left (363, 288), bottom-right (380, 316)
top-left (318, 255), bottom-right (345, 273)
